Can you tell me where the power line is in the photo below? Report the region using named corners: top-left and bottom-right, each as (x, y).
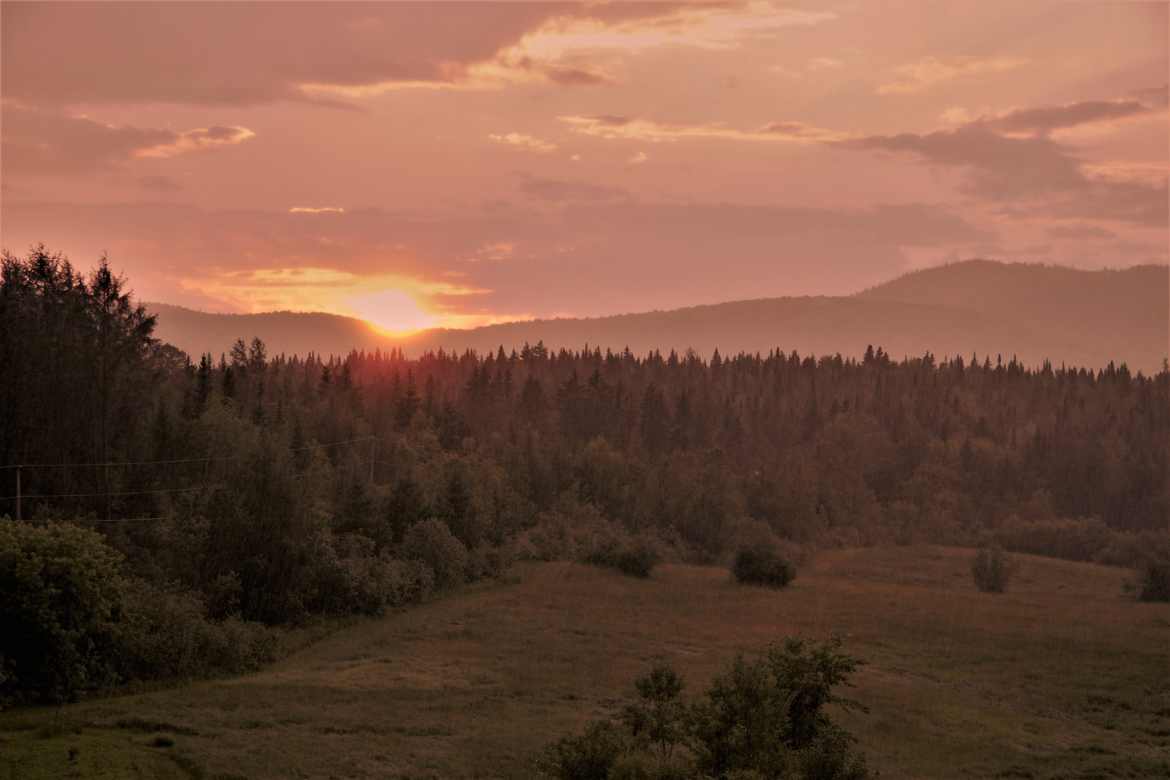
top-left (0, 455), bottom-right (237, 471)
top-left (0, 435), bottom-right (376, 471)
top-left (0, 484), bottom-right (219, 501)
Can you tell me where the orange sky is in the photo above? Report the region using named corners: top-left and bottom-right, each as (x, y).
top-left (2, 1), bottom-right (1166, 332)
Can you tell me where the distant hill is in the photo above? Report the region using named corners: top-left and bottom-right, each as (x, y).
top-left (857, 261), bottom-right (1169, 372)
top-left (148, 261), bottom-right (1170, 373)
top-left (147, 303), bottom-right (393, 359)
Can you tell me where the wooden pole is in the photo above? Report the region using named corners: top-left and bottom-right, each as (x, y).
top-left (369, 437), bottom-right (376, 485)
top-left (15, 466), bottom-right (21, 522)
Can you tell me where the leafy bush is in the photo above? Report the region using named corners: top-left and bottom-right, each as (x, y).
top-left (0, 519), bottom-right (281, 703)
top-left (113, 580), bottom-right (278, 681)
top-left (586, 540), bottom-right (660, 579)
top-left (401, 518), bottom-right (469, 589)
top-left (0, 520), bottom-right (126, 703)
top-left (467, 544), bottom-right (514, 581)
top-left (344, 555), bottom-right (436, 613)
top-left (690, 638), bottom-right (867, 777)
top-left (542, 637), bottom-right (871, 780)
top-left (113, 580), bottom-right (219, 680)
top-left (971, 545), bottom-right (1015, 593)
top-left (516, 501), bottom-right (663, 578)
top-left (203, 617), bottom-right (281, 674)
top-left (514, 501), bottom-right (613, 562)
top-left (542, 720), bottom-right (627, 780)
top-left (732, 547), bottom-right (795, 588)
top-left (1138, 561), bottom-right (1170, 602)
top-left (992, 516), bottom-right (1114, 563)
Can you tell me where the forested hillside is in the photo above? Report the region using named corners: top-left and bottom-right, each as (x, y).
top-left (148, 261), bottom-right (1170, 374)
top-left (148, 302), bottom-right (392, 359)
top-left (3, 247), bottom-right (1168, 703)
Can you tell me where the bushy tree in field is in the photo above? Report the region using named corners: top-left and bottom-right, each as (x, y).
top-left (971, 545), bottom-right (1015, 593)
top-left (621, 665), bottom-right (687, 764)
top-left (542, 720), bottom-right (627, 780)
top-left (541, 638), bottom-right (871, 780)
top-left (0, 520), bottom-right (125, 703)
top-left (733, 547), bottom-right (796, 588)
top-left (690, 638), bottom-right (868, 778)
top-left (1138, 560), bottom-right (1170, 602)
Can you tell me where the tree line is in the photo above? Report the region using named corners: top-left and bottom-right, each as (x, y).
top-left (2, 246), bottom-right (1168, 701)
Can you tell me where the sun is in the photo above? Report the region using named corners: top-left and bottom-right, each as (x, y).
top-left (345, 288), bottom-right (440, 336)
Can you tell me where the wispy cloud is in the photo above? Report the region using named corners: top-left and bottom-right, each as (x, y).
top-left (289, 206), bottom-right (346, 215)
top-left (1, 105), bottom-right (254, 173)
top-left (134, 126), bottom-right (255, 158)
top-left (771, 56), bottom-right (846, 79)
top-left (518, 175), bottom-right (628, 203)
top-left (808, 57), bottom-right (844, 71)
top-left (878, 56), bottom-right (1028, 95)
top-left (489, 132), bottom-right (559, 153)
top-left (982, 100), bottom-right (1153, 136)
top-left (841, 106), bottom-right (1168, 225)
top-left (559, 115), bottom-right (852, 144)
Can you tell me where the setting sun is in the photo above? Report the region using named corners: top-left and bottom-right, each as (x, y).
top-left (345, 288), bottom-right (440, 335)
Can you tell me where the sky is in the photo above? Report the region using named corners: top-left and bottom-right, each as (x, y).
top-left (2, 1), bottom-right (1167, 333)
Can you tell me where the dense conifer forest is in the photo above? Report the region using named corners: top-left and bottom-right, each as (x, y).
top-left (2, 247), bottom-right (1168, 705)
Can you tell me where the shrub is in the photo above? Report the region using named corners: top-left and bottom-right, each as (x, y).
top-left (971, 545), bottom-right (1014, 593)
top-left (621, 665), bottom-right (686, 761)
top-left (112, 579), bottom-right (279, 682)
top-left (542, 637), bottom-right (871, 780)
top-left (690, 637), bottom-right (868, 778)
top-left (203, 617), bottom-right (280, 673)
top-left (113, 580), bottom-right (218, 680)
top-left (614, 544), bottom-right (659, 578)
top-left (467, 544), bottom-right (514, 581)
top-left (343, 555), bottom-right (435, 613)
top-left (586, 540), bottom-right (660, 579)
top-left (401, 518), bottom-right (469, 589)
top-left (515, 500), bottom-right (613, 562)
top-left (541, 720), bottom-right (626, 780)
top-left (992, 516), bottom-right (1113, 563)
top-left (0, 520), bottom-right (126, 703)
top-left (732, 547), bottom-right (795, 588)
top-left (0, 519), bottom-right (282, 702)
top-left (1138, 561), bottom-right (1170, 602)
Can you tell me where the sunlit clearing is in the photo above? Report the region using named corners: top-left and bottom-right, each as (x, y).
top-left (346, 288), bottom-right (440, 335)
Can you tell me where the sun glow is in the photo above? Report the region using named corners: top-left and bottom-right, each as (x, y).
top-left (177, 267), bottom-right (495, 336)
top-left (345, 288), bottom-right (440, 335)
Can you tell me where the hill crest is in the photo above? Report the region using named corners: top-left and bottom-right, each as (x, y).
top-left (147, 260), bottom-right (1170, 373)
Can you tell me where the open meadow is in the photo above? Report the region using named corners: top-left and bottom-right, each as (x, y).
top-left (2, 545), bottom-right (1168, 779)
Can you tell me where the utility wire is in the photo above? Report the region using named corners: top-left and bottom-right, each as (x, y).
top-left (0, 484), bottom-right (219, 501)
top-left (0, 436), bottom-right (376, 471)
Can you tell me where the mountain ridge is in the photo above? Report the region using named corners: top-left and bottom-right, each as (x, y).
top-left (147, 260), bottom-right (1170, 373)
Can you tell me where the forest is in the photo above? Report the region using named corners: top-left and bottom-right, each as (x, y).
top-left (2, 246), bottom-right (1169, 710)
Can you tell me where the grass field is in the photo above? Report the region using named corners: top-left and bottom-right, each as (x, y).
top-left (2, 545), bottom-right (1168, 779)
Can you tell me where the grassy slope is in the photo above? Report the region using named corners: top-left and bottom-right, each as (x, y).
top-left (2, 546), bottom-right (1168, 779)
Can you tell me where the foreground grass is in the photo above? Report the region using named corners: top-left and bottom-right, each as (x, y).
top-left (2, 545), bottom-right (1168, 779)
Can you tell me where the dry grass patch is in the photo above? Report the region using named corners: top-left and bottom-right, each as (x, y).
top-left (2, 546), bottom-right (1167, 778)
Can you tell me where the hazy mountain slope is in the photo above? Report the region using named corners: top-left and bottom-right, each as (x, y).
top-left (148, 261), bottom-right (1169, 372)
top-left (407, 297), bottom-right (1020, 362)
top-left (858, 261), bottom-right (1168, 372)
top-left (148, 303), bottom-right (393, 359)
top-left (407, 261), bottom-right (1167, 371)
